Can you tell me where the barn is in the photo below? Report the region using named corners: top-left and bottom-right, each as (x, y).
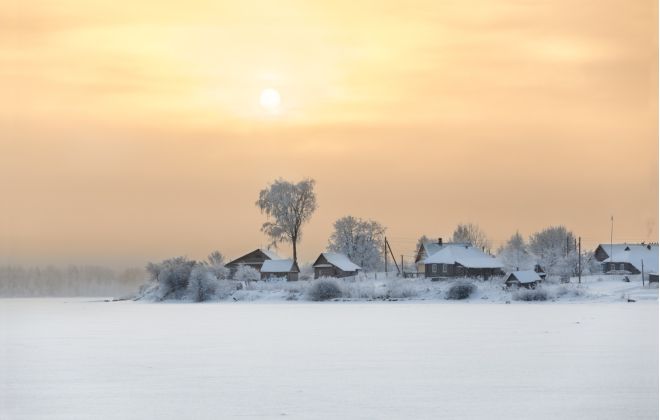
top-left (504, 270), bottom-right (542, 289)
top-left (260, 259), bottom-right (300, 281)
top-left (423, 244), bottom-right (504, 279)
top-left (312, 252), bottom-right (361, 279)
top-left (225, 248), bottom-right (280, 276)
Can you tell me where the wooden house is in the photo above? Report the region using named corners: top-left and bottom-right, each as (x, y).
top-left (504, 270), bottom-right (542, 289)
top-left (312, 252), bottom-right (361, 279)
top-left (423, 243), bottom-right (504, 279)
top-left (225, 248), bottom-right (280, 277)
top-left (260, 259), bottom-right (300, 281)
top-left (414, 238), bottom-right (470, 274)
top-left (601, 244), bottom-right (658, 275)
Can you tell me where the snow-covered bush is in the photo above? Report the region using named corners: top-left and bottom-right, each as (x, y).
top-left (187, 266), bottom-right (221, 302)
top-left (555, 285), bottom-right (585, 299)
top-left (446, 281), bottom-right (476, 300)
top-left (513, 288), bottom-right (548, 301)
top-left (234, 265), bottom-right (261, 282)
top-left (145, 256), bottom-right (196, 300)
top-left (386, 279), bottom-right (418, 299)
top-left (307, 279), bottom-right (343, 301)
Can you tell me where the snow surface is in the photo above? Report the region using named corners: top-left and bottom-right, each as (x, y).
top-left (1, 298), bottom-right (657, 419)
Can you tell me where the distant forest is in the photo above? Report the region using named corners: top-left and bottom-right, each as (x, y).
top-left (0, 265), bottom-right (145, 297)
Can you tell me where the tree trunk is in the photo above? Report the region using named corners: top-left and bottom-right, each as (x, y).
top-left (292, 237), bottom-right (298, 264)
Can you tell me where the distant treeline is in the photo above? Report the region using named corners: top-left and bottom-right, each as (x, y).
top-left (0, 265), bottom-right (145, 297)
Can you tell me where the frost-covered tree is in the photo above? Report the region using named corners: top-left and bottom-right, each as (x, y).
top-left (415, 235), bottom-right (430, 255)
top-left (256, 178), bottom-right (317, 264)
top-left (187, 265), bottom-right (220, 302)
top-left (203, 250), bottom-right (230, 279)
top-left (452, 223), bottom-right (491, 251)
top-left (497, 231), bottom-right (535, 271)
top-left (234, 265), bottom-right (261, 282)
top-left (146, 256), bottom-right (196, 300)
top-left (528, 226), bottom-right (576, 277)
top-left (327, 216), bottom-right (386, 271)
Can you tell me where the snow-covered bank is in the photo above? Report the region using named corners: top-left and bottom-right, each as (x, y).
top-left (1, 299), bottom-right (657, 419)
top-left (138, 274), bottom-right (657, 304)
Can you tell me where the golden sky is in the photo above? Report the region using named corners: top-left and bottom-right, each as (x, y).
top-left (2, 0), bottom-right (658, 266)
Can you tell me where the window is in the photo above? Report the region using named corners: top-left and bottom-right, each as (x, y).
top-left (619, 263), bottom-right (625, 271)
top-left (432, 264), bottom-right (437, 274)
top-left (442, 264), bottom-right (448, 273)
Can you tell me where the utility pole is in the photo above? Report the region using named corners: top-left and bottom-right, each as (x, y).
top-left (610, 216), bottom-right (614, 269)
top-left (642, 259), bottom-right (645, 287)
top-left (566, 236), bottom-right (570, 257)
top-left (578, 236), bottom-right (581, 284)
top-left (401, 255), bottom-right (404, 277)
top-left (384, 237), bottom-right (388, 276)
top-left (385, 237), bottom-right (400, 275)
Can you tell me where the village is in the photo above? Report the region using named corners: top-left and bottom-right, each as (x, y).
top-left (221, 239), bottom-right (659, 289)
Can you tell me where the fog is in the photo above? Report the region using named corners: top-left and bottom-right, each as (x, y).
top-left (0, 265), bottom-right (145, 297)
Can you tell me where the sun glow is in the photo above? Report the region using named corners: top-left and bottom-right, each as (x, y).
top-left (259, 88), bottom-right (281, 111)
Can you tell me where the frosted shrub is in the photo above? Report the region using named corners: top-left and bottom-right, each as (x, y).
top-left (555, 285), bottom-right (584, 298)
top-left (513, 288), bottom-right (548, 301)
top-left (306, 279), bottom-right (343, 301)
top-left (386, 279), bottom-right (418, 299)
top-left (446, 281), bottom-right (476, 300)
top-left (234, 265), bottom-right (261, 282)
top-left (146, 256), bottom-right (196, 300)
top-left (187, 266), bottom-right (220, 302)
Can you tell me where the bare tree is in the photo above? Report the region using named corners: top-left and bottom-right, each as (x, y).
top-left (256, 178), bottom-right (317, 264)
top-left (497, 231), bottom-right (535, 271)
top-left (452, 223), bottom-right (491, 251)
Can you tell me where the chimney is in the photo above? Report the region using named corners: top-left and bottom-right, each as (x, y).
top-left (438, 237), bottom-right (443, 246)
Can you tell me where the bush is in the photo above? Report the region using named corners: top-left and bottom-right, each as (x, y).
top-left (306, 279), bottom-right (343, 301)
top-left (386, 279), bottom-right (418, 299)
top-left (145, 256), bottom-right (196, 300)
top-left (446, 281), bottom-right (476, 300)
top-left (234, 265), bottom-right (261, 282)
top-left (513, 288), bottom-right (548, 301)
top-left (187, 266), bottom-right (221, 302)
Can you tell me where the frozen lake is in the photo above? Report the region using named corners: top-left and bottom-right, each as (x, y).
top-left (1, 299), bottom-right (658, 419)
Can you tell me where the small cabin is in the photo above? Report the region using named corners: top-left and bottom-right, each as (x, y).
top-left (504, 270), bottom-right (542, 289)
top-left (312, 252), bottom-right (361, 279)
top-left (260, 259), bottom-right (300, 282)
top-left (225, 248), bottom-right (280, 277)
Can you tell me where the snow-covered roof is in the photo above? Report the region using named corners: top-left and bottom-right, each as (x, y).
top-left (596, 243), bottom-right (653, 257)
top-left (418, 241), bottom-right (471, 261)
top-left (261, 259), bottom-right (296, 273)
top-left (603, 244), bottom-right (658, 273)
top-left (504, 270), bottom-right (542, 284)
top-left (423, 244), bottom-right (503, 269)
top-left (260, 248), bottom-right (281, 260)
top-left (314, 252), bottom-right (361, 271)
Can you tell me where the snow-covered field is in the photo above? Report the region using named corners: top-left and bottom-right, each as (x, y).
top-left (1, 298), bottom-right (657, 419)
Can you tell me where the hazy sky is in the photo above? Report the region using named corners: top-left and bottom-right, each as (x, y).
top-left (2, 0), bottom-right (658, 267)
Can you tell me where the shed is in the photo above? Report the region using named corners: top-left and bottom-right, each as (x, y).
top-left (260, 259), bottom-right (300, 281)
top-left (504, 270), bottom-right (542, 288)
top-left (312, 252), bottom-right (361, 279)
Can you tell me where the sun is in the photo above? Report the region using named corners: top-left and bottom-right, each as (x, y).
top-left (259, 88), bottom-right (281, 111)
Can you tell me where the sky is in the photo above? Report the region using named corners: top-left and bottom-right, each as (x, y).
top-left (2, 0), bottom-right (658, 267)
